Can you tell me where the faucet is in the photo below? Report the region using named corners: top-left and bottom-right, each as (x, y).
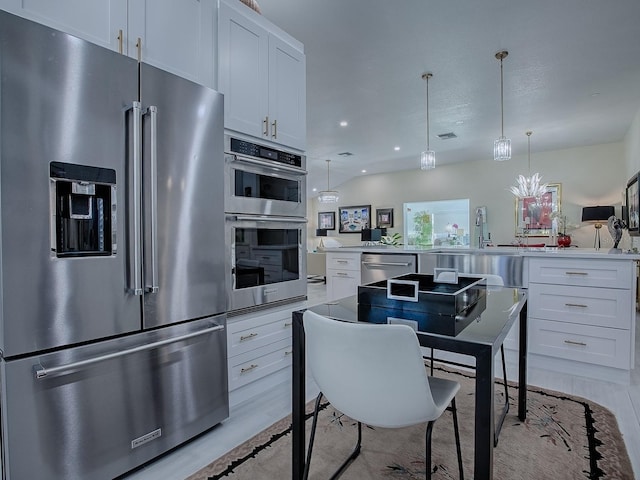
top-left (476, 208), bottom-right (487, 249)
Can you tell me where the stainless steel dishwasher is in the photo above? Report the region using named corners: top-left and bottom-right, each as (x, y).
top-left (361, 253), bottom-right (418, 284)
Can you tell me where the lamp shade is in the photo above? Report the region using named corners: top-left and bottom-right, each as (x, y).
top-left (315, 229), bottom-right (328, 237)
top-left (581, 206), bottom-right (615, 222)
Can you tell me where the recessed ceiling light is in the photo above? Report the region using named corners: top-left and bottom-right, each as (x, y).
top-left (394, 146), bottom-right (400, 151)
top-left (455, 120), bottom-right (464, 125)
top-left (312, 187), bottom-right (317, 192)
top-left (339, 120), bottom-right (348, 127)
top-left (361, 169), bottom-right (367, 173)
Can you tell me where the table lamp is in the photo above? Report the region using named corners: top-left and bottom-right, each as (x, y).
top-left (315, 228), bottom-right (327, 249)
top-left (581, 206), bottom-right (614, 249)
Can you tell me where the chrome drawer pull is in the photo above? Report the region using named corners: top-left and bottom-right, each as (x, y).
top-left (337, 260), bottom-right (349, 264)
top-left (284, 322), bottom-right (292, 328)
top-left (336, 272), bottom-right (349, 276)
top-left (240, 332), bottom-right (258, 341)
top-left (241, 364), bottom-right (258, 373)
top-left (565, 303), bottom-right (588, 308)
top-left (284, 350), bottom-right (293, 356)
top-left (564, 339), bottom-right (587, 346)
top-left (565, 271), bottom-right (588, 276)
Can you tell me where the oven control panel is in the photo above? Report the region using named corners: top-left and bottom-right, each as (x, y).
top-left (229, 137), bottom-right (303, 168)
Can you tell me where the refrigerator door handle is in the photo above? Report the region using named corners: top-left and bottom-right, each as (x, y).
top-left (144, 105), bottom-right (159, 294)
top-left (33, 323), bottom-right (225, 379)
top-left (129, 101), bottom-right (144, 295)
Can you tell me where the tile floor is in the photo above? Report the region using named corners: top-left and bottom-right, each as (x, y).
top-left (125, 282), bottom-right (640, 479)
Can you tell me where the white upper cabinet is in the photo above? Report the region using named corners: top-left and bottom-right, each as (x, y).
top-left (0, 0), bottom-right (214, 88)
top-left (218, 0), bottom-right (306, 150)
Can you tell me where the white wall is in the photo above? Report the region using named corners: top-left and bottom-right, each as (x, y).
top-left (308, 141), bottom-right (627, 250)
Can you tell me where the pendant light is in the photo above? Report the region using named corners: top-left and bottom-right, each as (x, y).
top-left (317, 159), bottom-right (339, 203)
top-left (494, 51), bottom-right (511, 161)
top-left (509, 131), bottom-right (548, 198)
top-left (420, 72), bottom-right (435, 170)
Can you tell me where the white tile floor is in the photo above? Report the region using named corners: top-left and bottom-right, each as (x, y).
top-left (124, 282), bottom-right (640, 479)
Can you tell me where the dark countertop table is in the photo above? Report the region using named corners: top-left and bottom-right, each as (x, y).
top-left (292, 286), bottom-right (528, 480)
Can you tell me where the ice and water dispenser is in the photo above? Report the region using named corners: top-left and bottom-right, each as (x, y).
top-left (50, 162), bottom-right (117, 257)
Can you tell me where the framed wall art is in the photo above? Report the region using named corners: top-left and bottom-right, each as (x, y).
top-left (514, 183), bottom-right (561, 236)
top-left (626, 174), bottom-right (639, 236)
top-left (376, 208), bottom-right (394, 228)
top-left (318, 211), bottom-right (336, 230)
top-left (339, 205), bottom-right (371, 233)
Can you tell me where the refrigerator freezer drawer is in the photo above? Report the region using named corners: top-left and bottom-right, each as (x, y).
top-left (0, 316), bottom-right (229, 480)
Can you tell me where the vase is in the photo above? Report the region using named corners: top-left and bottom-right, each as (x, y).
top-left (557, 234), bottom-right (571, 247)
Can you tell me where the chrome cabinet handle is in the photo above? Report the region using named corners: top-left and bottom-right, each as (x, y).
top-left (564, 339), bottom-right (587, 346)
top-left (284, 350), bottom-right (292, 356)
top-left (241, 364), bottom-right (258, 373)
top-left (263, 116), bottom-right (269, 136)
top-left (565, 303), bottom-right (587, 308)
top-left (362, 261), bottom-right (412, 267)
top-left (129, 101), bottom-right (143, 295)
top-left (144, 106), bottom-right (159, 293)
top-left (271, 119), bottom-right (277, 138)
top-left (117, 29), bottom-right (123, 54)
top-left (136, 37), bottom-right (142, 62)
top-left (240, 332), bottom-right (258, 341)
top-left (34, 323), bottom-right (224, 379)
top-left (565, 271), bottom-right (588, 276)
top-left (336, 272), bottom-right (349, 277)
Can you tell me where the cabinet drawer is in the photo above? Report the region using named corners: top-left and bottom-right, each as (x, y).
top-left (228, 338), bottom-right (293, 391)
top-left (528, 258), bottom-right (632, 289)
top-left (227, 315), bottom-right (292, 357)
top-left (326, 253), bottom-right (360, 271)
top-left (528, 283), bottom-right (632, 329)
top-left (529, 318), bottom-right (631, 369)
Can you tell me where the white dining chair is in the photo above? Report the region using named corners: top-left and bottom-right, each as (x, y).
top-left (302, 310), bottom-right (464, 480)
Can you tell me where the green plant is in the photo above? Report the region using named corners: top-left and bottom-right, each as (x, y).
top-left (380, 233), bottom-right (402, 246)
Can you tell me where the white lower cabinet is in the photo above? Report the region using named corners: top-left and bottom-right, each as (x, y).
top-left (227, 305), bottom-right (298, 407)
top-left (526, 257), bottom-right (636, 380)
top-left (326, 252), bottom-right (361, 301)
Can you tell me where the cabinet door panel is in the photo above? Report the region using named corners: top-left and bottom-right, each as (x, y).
top-left (129, 0), bottom-right (214, 86)
top-left (13, 0), bottom-right (126, 51)
top-left (268, 35), bottom-right (306, 150)
top-left (218, 1), bottom-right (269, 137)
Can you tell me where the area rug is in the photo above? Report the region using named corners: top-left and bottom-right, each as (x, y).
top-left (188, 366), bottom-right (633, 480)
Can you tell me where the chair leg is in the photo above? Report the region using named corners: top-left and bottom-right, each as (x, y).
top-left (494, 344), bottom-right (510, 447)
top-left (303, 392), bottom-right (362, 480)
top-left (451, 398), bottom-right (464, 480)
top-left (425, 420), bottom-right (435, 480)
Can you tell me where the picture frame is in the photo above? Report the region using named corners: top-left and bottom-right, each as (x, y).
top-left (626, 174), bottom-right (639, 236)
top-left (339, 205), bottom-right (371, 233)
top-left (318, 211), bottom-right (336, 230)
top-left (375, 208), bottom-right (394, 228)
top-left (514, 183), bottom-right (561, 236)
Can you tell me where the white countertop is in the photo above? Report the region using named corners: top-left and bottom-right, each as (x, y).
top-left (321, 245), bottom-right (640, 260)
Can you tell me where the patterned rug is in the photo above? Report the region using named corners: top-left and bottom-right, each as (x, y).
top-left (188, 366), bottom-right (634, 479)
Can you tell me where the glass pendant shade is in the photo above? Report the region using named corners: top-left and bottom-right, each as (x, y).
top-left (317, 190), bottom-right (339, 203)
top-left (494, 51), bottom-right (511, 161)
top-left (494, 136), bottom-right (511, 162)
top-left (318, 159), bottom-right (339, 204)
top-left (420, 73), bottom-right (435, 170)
top-left (420, 150), bottom-right (436, 170)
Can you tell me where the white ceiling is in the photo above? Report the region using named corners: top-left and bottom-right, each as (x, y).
top-left (257, 0), bottom-right (640, 197)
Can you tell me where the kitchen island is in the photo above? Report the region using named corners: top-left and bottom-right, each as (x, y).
top-left (321, 245), bottom-right (639, 383)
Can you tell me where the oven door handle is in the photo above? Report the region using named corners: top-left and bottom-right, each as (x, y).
top-left (229, 153), bottom-right (307, 175)
top-left (229, 214), bottom-right (308, 223)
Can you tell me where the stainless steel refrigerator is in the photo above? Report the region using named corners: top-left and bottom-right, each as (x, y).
top-left (0, 12), bottom-right (228, 479)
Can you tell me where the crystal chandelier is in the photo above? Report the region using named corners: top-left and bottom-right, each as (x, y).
top-left (494, 51), bottom-right (511, 161)
top-left (317, 159), bottom-right (339, 203)
top-left (509, 131), bottom-right (548, 198)
top-left (420, 72), bottom-right (435, 170)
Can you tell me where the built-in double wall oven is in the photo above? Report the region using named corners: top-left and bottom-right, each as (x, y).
top-left (224, 135), bottom-right (307, 313)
